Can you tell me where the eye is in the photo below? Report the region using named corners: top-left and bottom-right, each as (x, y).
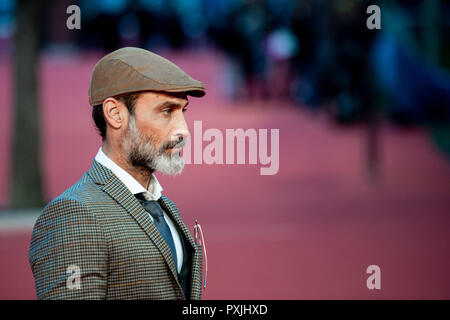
top-left (182, 107), bottom-right (188, 113)
top-left (163, 108), bottom-right (172, 115)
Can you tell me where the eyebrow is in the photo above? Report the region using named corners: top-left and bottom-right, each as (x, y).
top-left (156, 100), bottom-right (189, 110)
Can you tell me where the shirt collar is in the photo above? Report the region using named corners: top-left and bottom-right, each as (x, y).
top-left (94, 147), bottom-right (163, 200)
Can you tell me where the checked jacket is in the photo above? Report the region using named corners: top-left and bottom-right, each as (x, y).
top-left (29, 159), bottom-right (203, 300)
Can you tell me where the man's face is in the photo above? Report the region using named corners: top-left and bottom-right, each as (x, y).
top-left (121, 91), bottom-right (190, 175)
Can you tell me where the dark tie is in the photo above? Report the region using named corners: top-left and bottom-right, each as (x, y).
top-left (135, 193), bottom-right (178, 270)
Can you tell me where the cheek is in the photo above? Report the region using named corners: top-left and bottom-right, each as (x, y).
top-left (135, 110), bottom-right (177, 143)
top-left (138, 121), bottom-right (171, 147)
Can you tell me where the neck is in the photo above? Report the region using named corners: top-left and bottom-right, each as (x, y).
top-left (102, 142), bottom-right (153, 189)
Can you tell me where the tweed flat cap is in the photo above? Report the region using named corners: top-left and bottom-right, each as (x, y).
top-left (88, 47), bottom-right (206, 106)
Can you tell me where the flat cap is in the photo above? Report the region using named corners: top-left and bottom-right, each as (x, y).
top-left (89, 47), bottom-right (205, 106)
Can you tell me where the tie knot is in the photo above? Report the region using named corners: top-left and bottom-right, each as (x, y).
top-left (135, 193), bottom-right (164, 222)
top-left (135, 192), bottom-right (153, 201)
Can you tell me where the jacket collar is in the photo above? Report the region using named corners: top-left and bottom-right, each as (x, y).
top-left (94, 147), bottom-right (163, 200)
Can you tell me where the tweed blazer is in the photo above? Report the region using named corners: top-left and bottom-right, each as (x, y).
top-left (29, 159), bottom-right (203, 300)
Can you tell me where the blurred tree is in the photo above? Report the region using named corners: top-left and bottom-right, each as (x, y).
top-left (11, 0), bottom-right (49, 208)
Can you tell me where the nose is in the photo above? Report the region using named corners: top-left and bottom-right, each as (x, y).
top-left (171, 113), bottom-right (190, 143)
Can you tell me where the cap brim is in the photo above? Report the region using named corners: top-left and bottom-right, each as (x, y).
top-left (164, 87), bottom-right (206, 97)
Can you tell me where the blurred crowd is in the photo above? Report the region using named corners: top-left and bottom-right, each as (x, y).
top-left (1, 0), bottom-right (450, 125)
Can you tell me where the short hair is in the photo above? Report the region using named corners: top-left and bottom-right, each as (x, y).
top-left (92, 92), bottom-right (141, 140)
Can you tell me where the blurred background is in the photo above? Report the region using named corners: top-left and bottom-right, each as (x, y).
top-left (0, 0), bottom-right (449, 299)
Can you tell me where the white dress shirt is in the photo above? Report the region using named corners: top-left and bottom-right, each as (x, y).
top-left (94, 147), bottom-right (184, 273)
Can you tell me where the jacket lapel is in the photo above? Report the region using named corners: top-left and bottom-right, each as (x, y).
top-left (158, 195), bottom-right (196, 250)
top-left (87, 160), bottom-right (181, 291)
top-left (159, 195), bottom-right (203, 300)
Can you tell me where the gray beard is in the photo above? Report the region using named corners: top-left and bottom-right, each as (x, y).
top-left (123, 115), bottom-right (185, 175)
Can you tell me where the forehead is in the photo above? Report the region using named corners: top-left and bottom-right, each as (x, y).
top-left (136, 91), bottom-right (188, 108)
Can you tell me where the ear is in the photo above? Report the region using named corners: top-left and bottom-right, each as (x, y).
top-left (102, 97), bottom-right (128, 130)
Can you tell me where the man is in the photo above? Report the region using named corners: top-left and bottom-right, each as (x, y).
top-left (29, 47), bottom-right (205, 299)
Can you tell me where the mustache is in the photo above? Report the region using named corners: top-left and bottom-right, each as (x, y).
top-left (161, 136), bottom-right (186, 151)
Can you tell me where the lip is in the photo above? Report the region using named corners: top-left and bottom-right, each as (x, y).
top-left (169, 147), bottom-right (181, 153)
